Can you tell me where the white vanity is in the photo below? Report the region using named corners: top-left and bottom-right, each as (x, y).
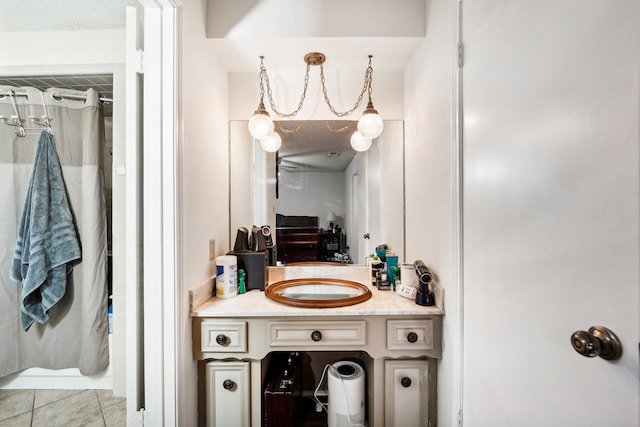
top-left (191, 266), bottom-right (443, 427)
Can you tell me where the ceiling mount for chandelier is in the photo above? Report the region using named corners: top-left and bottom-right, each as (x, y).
top-left (248, 52), bottom-right (383, 152)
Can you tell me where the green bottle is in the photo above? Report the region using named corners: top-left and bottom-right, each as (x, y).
top-left (238, 269), bottom-right (246, 294)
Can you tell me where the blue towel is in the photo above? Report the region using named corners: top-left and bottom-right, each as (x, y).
top-left (10, 131), bottom-right (81, 330)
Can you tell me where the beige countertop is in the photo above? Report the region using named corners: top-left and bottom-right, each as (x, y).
top-left (190, 285), bottom-right (444, 318)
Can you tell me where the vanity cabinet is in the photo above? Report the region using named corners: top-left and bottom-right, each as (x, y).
top-left (205, 361), bottom-right (251, 427)
top-left (192, 290), bottom-right (443, 427)
top-left (385, 359), bottom-right (436, 427)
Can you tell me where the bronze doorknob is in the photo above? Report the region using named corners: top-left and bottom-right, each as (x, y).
top-left (570, 326), bottom-right (622, 360)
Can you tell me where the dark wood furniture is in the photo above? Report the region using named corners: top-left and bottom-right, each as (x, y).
top-left (275, 215), bottom-right (319, 263)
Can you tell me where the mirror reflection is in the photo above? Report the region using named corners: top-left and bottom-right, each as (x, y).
top-left (277, 283), bottom-right (362, 300)
top-left (229, 120), bottom-right (404, 265)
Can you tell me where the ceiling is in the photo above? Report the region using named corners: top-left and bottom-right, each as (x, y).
top-left (276, 120), bottom-right (358, 172)
top-left (0, 0), bottom-right (130, 31)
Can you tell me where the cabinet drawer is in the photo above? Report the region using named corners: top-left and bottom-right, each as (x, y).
top-left (201, 320), bottom-right (247, 352)
top-left (387, 319), bottom-right (434, 351)
top-left (268, 320), bottom-right (366, 347)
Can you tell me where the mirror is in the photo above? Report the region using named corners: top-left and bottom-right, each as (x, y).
top-left (230, 120), bottom-right (404, 264)
top-left (265, 278), bottom-right (372, 308)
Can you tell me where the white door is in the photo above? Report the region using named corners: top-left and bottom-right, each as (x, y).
top-left (462, 1), bottom-right (639, 426)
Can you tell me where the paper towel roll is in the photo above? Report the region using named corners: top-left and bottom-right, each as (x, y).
top-left (328, 361), bottom-right (365, 427)
top-left (216, 255), bottom-right (237, 298)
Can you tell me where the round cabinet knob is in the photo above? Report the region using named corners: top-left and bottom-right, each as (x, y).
top-left (215, 334), bottom-right (228, 346)
top-left (570, 326), bottom-right (622, 360)
top-left (311, 330), bottom-right (322, 342)
top-left (407, 332), bottom-right (418, 343)
top-left (400, 377), bottom-right (412, 388)
top-left (222, 379), bottom-right (235, 391)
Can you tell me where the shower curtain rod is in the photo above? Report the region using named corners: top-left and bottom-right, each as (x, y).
top-left (0, 89), bottom-right (113, 104)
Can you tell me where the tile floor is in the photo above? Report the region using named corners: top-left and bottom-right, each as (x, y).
top-left (0, 389), bottom-right (125, 427)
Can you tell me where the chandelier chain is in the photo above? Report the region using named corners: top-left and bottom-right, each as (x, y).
top-left (319, 58), bottom-right (372, 117)
top-left (258, 55), bottom-right (374, 119)
top-left (326, 121), bottom-right (352, 133)
top-left (261, 59), bottom-right (311, 118)
top-left (277, 121), bottom-right (305, 134)
top-left (258, 58), bottom-right (266, 103)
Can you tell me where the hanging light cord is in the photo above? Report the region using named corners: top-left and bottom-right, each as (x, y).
top-left (259, 55), bottom-right (374, 118)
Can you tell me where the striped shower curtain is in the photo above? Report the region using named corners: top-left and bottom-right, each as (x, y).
top-left (0, 86), bottom-right (109, 377)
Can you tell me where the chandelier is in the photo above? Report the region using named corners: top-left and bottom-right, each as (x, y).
top-left (248, 52), bottom-right (383, 152)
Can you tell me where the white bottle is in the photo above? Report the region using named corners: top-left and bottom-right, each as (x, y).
top-left (216, 255), bottom-right (238, 298)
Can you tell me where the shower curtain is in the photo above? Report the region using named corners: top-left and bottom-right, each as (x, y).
top-left (0, 86), bottom-right (109, 377)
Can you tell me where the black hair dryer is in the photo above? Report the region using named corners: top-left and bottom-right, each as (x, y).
top-left (414, 260), bottom-right (435, 306)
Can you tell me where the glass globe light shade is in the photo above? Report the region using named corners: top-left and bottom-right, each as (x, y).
top-left (260, 131), bottom-right (282, 152)
top-left (357, 111), bottom-right (384, 139)
top-left (350, 131), bottom-right (372, 152)
top-left (248, 112), bottom-right (274, 140)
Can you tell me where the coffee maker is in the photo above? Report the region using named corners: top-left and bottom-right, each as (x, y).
top-left (227, 226), bottom-right (275, 291)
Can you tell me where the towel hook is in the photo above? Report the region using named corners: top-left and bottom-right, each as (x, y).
top-left (29, 92), bottom-right (53, 135)
top-left (0, 91), bottom-right (26, 137)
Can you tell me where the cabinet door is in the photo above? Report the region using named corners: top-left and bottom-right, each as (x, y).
top-left (205, 361), bottom-right (250, 427)
top-left (384, 359), bottom-right (435, 427)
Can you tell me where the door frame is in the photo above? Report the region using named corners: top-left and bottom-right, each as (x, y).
top-left (127, 1), bottom-right (179, 425)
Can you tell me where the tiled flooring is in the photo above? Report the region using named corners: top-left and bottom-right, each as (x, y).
top-left (0, 389), bottom-right (125, 427)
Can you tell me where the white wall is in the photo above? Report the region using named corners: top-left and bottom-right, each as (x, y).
top-left (276, 170), bottom-right (345, 224)
top-left (206, 0), bottom-right (425, 39)
top-left (178, 0), bottom-right (230, 426)
top-left (0, 30), bottom-right (125, 67)
top-left (344, 155), bottom-right (361, 261)
top-left (403, 0), bottom-right (458, 425)
top-left (374, 121), bottom-right (405, 259)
